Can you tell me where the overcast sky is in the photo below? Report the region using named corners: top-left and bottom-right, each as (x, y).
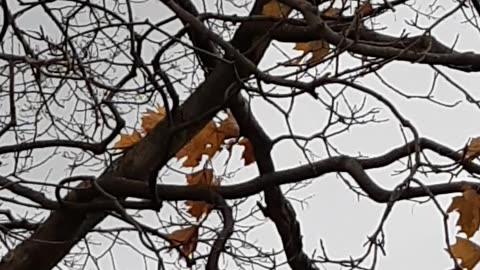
top-left (3, 0), bottom-right (480, 269)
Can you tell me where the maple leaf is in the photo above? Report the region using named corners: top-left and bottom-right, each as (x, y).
top-left (450, 237), bottom-right (480, 270)
top-left (262, 0), bottom-right (291, 18)
top-left (185, 169), bottom-right (220, 220)
top-left (176, 112), bottom-right (240, 167)
top-left (322, 7), bottom-right (340, 18)
top-left (165, 225), bottom-right (199, 257)
top-left (113, 130), bottom-right (142, 149)
top-left (238, 138), bottom-right (255, 165)
top-left (294, 40), bottom-right (330, 65)
top-left (357, 1), bottom-right (373, 17)
top-left (466, 137), bottom-right (480, 160)
top-left (448, 188), bottom-right (480, 238)
top-left (141, 106), bottom-right (166, 134)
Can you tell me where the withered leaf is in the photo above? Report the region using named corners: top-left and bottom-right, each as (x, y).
top-left (238, 138), bottom-right (255, 165)
top-left (450, 237), bottom-right (480, 270)
top-left (186, 169), bottom-right (219, 220)
top-left (141, 106), bottom-right (166, 134)
top-left (262, 0), bottom-right (291, 18)
top-left (113, 130), bottom-right (142, 149)
top-left (294, 40), bottom-right (330, 65)
top-left (466, 137), bottom-right (480, 160)
top-left (448, 188), bottom-right (480, 238)
top-left (165, 225), bottom-right (199, 257)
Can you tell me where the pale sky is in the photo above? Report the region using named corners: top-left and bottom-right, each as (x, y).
top-left (2, 0), bottom-right (480, 269)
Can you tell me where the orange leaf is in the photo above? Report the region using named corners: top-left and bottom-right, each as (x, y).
top-left (448, 188), bottom-right (480, 238)
top-left (466, 137), bottom-right (480, 160)
top-left (176, 121), bottom-right (219, 167)
top-left (238, 138), bottom-right (255, 165)
top-left (113, 130), bottom-right (142, 149)
top-left (294, 40), bottom-right (330, 65)
top-left (166, 225), bottom-right (199, 257)
top-left (176, 112), bottom-right (240, 167)
top-left (141, 106), bottom-right (166, 134)
top-left (262, 0), bottom-right (291, 18)
top-left (185, 169), bottom-right (220, 220)
top-left (357, 1), bottom-right (373, 17)
top-left (450, 237), bottom-right (480, 270)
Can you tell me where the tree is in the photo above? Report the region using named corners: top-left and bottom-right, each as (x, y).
top-left (1, 0), bottom-right (480, 269)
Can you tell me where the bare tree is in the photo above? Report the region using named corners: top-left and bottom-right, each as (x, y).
top-left (0, 0), bottom-right (479, 269)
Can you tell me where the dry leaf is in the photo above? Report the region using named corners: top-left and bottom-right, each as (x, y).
top-left (141, 106), bottom-right (166, 134)
top-left (451, 237), bottom-right (480, 270)
top-left (238, 138), bottom-right (255, 165)
top-left (466, 137), bottom-right (480, 160)
top-left (166, 225), bottom-right (199, 257)
top-left (262, 0), bottom-right (291, 18)
top-left (176, 112), bottom-right (240, 167)
top-left (357, 1), bottom-right (373, 17)
top-left (294, 40), bottom-right (330, 65)
top-left (185, 169), bottom-right (219, 220)
top-left (113, 130), bottom-right (142, 149)
top-left (322, 7), bottom-right (340, 18)
top-left (448, 188), bottom-right (480, 238)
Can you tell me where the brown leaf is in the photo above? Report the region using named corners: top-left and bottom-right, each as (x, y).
top-left (448, 188), bottom-right (480, 238)
top-left (357, 1), bottom-right (373, 17)
top-left (176, 122), bottom-right (218, 167)
top-left (185, 169), bottom-right (219, 220)
top-left (466, 137), bottom-right (480, 160)
top-left (322, 7), bottom-right (340, 18)
top-left (294, 40), bottom-right (330, 65)
top-left (165, 225), bottom-right (199, 257)
top-left (185, 201), bottom-right (211, 221)
top-left (218, 111), bottom-right (240, 139)
top-left (262, 0), bottom-right (291, 18)
top-left (176, 112), bottom-right (240, 167)
top-left (450, 237), bottom-right (480, 270)
top-left (113, 130), bottom-right (142, 149)
top-left (238, 138), bottom-right (255, 165)
top-left (141, 106), bottom-right (166, 134)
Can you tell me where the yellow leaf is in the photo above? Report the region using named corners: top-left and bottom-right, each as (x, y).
top-left (166, 225), bottom-right (199, 257)
top-left (141, 106), bottom-right (166, 134)
top-left (357, 1), bottom-right (373, 17)
top-left (466, 137), bottom-right (480, 160)
top-left (113, 130), bottom-right (142, 149)
top-left (238, 138), bottom-right (255, 165)
top-left (451, 237), bottom-right (480, 270)
top-left (448, 188), bottom-right (480, 238)
top-left (262, 0), bottom-right (291, 18)
top-left (294, 40), bottom-right (330, 65)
